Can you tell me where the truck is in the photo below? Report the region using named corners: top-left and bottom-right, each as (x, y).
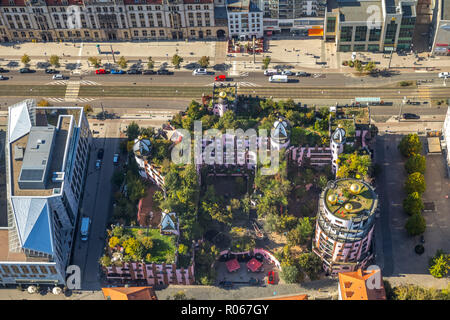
top-left (80, 217), bottom-right (91, 241)
top-left (269, 75), bottom-right (288, 83)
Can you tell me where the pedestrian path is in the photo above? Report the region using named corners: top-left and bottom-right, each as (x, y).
top-left (64, 81), bottom-right (80, 102)
top-left (44, 97), bottom-right (96, 103)
top-left (205, 81), bottom-right (260, 87)
top-left (46, 80), bottom-right (101, 86)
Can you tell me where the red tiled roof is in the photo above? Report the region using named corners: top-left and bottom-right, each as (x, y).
top-left (266, 294), bottom-right (308, 300)
top-left (338, 269), bottom-right (387, 300)
top-left (102, 286), bottom-right (157, 300)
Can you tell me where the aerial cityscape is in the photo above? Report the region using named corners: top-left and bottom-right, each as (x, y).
top-left (0, 0), bottom-right (449, 307)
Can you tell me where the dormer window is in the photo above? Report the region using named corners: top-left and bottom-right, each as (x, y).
top-left (9, 0), bottom-right (15, 5)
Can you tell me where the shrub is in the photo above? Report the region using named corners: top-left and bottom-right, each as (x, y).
top-left (429, 250), bottom-right (450, 278)
top-left (280, 265), bottom-right (300, 284)
top-left (405, 153), bottom-right (426, 174)
top-left (398, 134), bottom-right (422, 158)
top-left (403, 192), bottom-right (424, 216)
top-left (405, 213), bottom-right (426, 236)
top-left (405, 172), bottom-right (426, 194)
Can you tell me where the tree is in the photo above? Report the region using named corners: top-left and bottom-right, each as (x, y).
top-left (49, 55), bottom-right (60, 68)
top-left (403, 192), bottom-right (424, 216)
top-left (122, 237), bottom-right (143, 259)
top-left (198, 56), bottom-right (210, 68)
top-left (364, 61), bottom-right (377, 73)
top-left (37, 99), bottom-right (51, 107)
top-left (262, 56), bottom-right (271, 69)
top-left (172, 54), bottom-right (183, 68)
top-left (405, 172), bottom-right (426, 194)
top-left (405, 213), bottom-right (426, 236)
top-left (83, 104), bottom-right (93, 114)
top-left (297, 253), bottom-right (322, 280)
top-left (147, 56), bottom-right (155, 70)
top-left (178, 244), bottom-right (189, 255)
top-left (125, 121), bottom-right (140, 141)
top-left (117, 56), bottom-right (128, 69)
top-left (287, 217), bottom-right (314, 246)
top-left (109, 236), bottom-right (120, 248)
top-left (99, 255), bottom-right (112, 267)
top-left (336, 152), bottom-right (372, 179)
top-left (398, 134), bottom-right (422, 158)
top-left (429, 250), bottom-right (450, 278)
top-left (141, 237), bottom-right (153, 249)
top-left (318, 175), bottom-right (328, 189)
top-left (405, 153), bottom-right (426, 174)
top-left (88, 57), bottom-right (101, 68)
top-left (21, 54), bottom-right (31, 66)
top-left (280, 265), bottom-right (300, 283)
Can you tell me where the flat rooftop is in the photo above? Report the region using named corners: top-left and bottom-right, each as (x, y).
top-left (338, 0), bottom-right (382, 23)
top-left (324, 179), bottom-right (377, 220)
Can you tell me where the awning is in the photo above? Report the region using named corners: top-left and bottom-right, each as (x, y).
top-left (247, 258), bottom-right (263, 272)
top-left (308, 28), bottom-right (323, 36)
top-left (226, 258), bottom-right (240, 272)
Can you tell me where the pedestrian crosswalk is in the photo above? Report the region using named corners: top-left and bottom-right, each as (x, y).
top-left (46, 80), bottom-right (101, 86)
top-left (44, 97), bottom-right (97, 103)
top-left (206, 81), bottom-right (261, 87)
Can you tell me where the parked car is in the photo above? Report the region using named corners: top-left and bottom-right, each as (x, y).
top-left (281, 70), bottom-right (294, 76)
top-left (113, 153), bottom-right (119, 165)
top-left (402, 113), bottom-right (420, 120)
top-left (19, 67), bottom-right (33, 73)
top-left (110, 69), bottom-right (125, 74)
top-left (127, 69), bottom-right (142, 74)
top-left (0, 75), bottom-right (6, 80)
top-left (0, 67), bottom-right (8, 73)
top-left (268, 271), bottom-right (275, 285)
top-left (45, 68), bottom-right (58, 74)
top-left (52, 74), bottom-right (64, 80)
top-left (193, 68), bottom-right (208, 75)
top-left (95, 69), bottom-right (107, 74)
top-left (263, 69), bottom-right (278, 76)
top-left (95, 159), bottom-right (102, 170)
top-left (438, 72), bottom-right (450, 78)
top-left (215, 75), bottom-right (227, 81)
top-left (157, 69), bottom-right (173, 75)
top-left (97, 148), bottom-right (104, 159)
top-left (143, 69), bottom-right (156, 75)
top-left (296, 71), bottom-right (311, 77)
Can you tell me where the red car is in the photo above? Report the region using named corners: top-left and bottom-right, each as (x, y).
top-left (95, 69), bottom-right (106, 74)
top-left (215, 75), bottom-right (227, 81)
top-left (268, 271), bottom-right (275, 285)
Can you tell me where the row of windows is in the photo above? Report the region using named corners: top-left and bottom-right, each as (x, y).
top-left (0, 265), bottom-right (57, 275)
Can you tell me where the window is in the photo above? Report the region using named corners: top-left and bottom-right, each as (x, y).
top-left (369, 28), bottom-right (381, 41)
top-left (11, 265), bottom-right (20, 274)
top-left (151, 30), bottom-right (156, 36)
top-left (190, 30), bottom-right (196, 36)
top-left (49, 266), bottom-right (57, 274)
top-left (124, 31), bottom-right (128, 38)
top-left (326, 17), bottom-right (336, 33)
top-left (134, 30), bottom-right (139, 37)
top-left (354, 26), bottom-right (367, 42)
top-left (142, 30), bottom-right (147, 36)
top-left (30, 266), bottom-right (39, 274)
top-left (159, 30), bottom-right (164, 36)
top-left (206, 29), bottom-right (211, 36)
top-left (84, 31), bottom-right (90, 37)
top-left (340, 26), bottom-right (353, 42)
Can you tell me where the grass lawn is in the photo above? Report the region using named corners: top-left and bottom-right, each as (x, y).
top-left (130, 227), bottom-right (177, 264)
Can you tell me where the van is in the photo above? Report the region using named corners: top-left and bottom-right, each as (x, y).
top-left (269, 75), bottom-right (288, 83)
top-left (52, 74), bottom-right (64, 80)
top-left (80, 217), bottom-right (91, 241)
top-left (264, 69), bottom-right (278, 76)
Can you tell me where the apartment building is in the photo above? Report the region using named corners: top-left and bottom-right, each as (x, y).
top-left (258, 0), bottom-right (326, 35)
top-left (0, 99), bottom-right (91, 286)
top-left (312, 178), bottom-right (379, 275)
top-left (226, 0), bottom-right (263, 39)
top-left (324, 0), bottom-right (417, 52)
top-left (0, 0), bottom-right (227, 42)
top-left (430, 0), bottom-right (450, 54)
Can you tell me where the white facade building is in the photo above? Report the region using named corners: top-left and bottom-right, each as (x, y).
top-left (227, 0), bottom-right (263, 38)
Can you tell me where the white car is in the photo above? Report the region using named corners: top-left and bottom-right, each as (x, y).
top-left (192, 68), bottom-right (207, 75)
top-left (438, 72), bottom-right (449, 78)
top-left (281, 70), bottom-right (294, 76)
top-left (0, 75), bottom-right (5, 80)
top-left (52, 74), bottom-right (64, 80)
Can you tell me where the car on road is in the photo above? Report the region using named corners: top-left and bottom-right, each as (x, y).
top-left (214, 75), bottom-right (227, 81)
top-left (281, 70), bottom-right (294, 76)
top-left (438, 72), bottom-right (450, 78)
top-left (45, 68), bottom-right (58, 74)
top-left (402, 113), bottom-right (420, 120)
top-left (110, 69), bottom-right (125, 74)
top-left (268, 271), bottom-right (275, 285)
top-left (97, 148), bottom-right (104, 159)
top-left (143, 69), bottom-right (156, 75)
top-left (52, 74), bottom-right (65, 80)
top-left (263, 69), bottom-right (278, 76)
top-left (0, 67), bottom-right (7, 73)
top-left (19, 67), bottom-right (33, 73)
top-left (80, 217), bottom-right (91, 241)
top-left (0, 75), bottom-right (6, 80)
top-left (113, 153), bottom-right (119, 165)
top-left (157, 69), bottom-right (173, 75)
top-left (296, 71), bottom-right (311, 77)
top-left (192, 68), bottom-right (208, 75)
top-left (127, 69), bottom-right (142, 74)
top-left (269, 75), bottom-right (288, 83)
top-left (95, 159), bottom-right (102, 170)
top-left (95, 69), bottom-right (107, 74)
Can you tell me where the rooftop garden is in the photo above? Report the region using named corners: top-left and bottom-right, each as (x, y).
top-left (324, 179), bottom-right (376, 220)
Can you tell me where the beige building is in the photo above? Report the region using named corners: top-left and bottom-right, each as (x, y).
top-left (0, 0), bottom-right (228, 42)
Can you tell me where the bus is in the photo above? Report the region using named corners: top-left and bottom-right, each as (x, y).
top-left (80, 217), bottom-right (91, 241)
top-left (269, 75), bottom-right (288, 83)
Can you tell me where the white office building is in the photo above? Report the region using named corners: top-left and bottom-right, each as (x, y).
top-left (227, 0), bottom-right (264, 39)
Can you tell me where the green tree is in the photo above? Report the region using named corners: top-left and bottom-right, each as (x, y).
top-left (398, 134), bottom-right (422, 158)
top-left (364, 61), bottom-right (377, 73)
top-left (125, 122), bottom-right (140, 141)
top-left (117, 56), bottom-right (128, 69)
top-left (108, 236), bottom-right (120, 248)
top-left (198, 56), bottom-right (210, 68)
top-left (337, 152), bottom-right (372, 179)
top-left (318, 175), bottom-right (328, 189)
top-left (172, 54), bottom-right (183, 68)
top-left (403, 192), bottom-right (424, 216)
top-left (280, 265), bottom-right (300, 283)
top-left (262, 56), bottom-right (271, 69)
top-left (405, 172), bottom-right (426, 194)
top-left (429, 250), bottom-right (450, 278)
top-left (405, 213), bottom-right (426, 236)
top-left (141, 237), bottom-right (153, 249)
top-left (21, 54), bottom-right (31, 66)
top-left (88, 56), bottom-right (101, 68)
top-left (405, 153), bottom-right (426, 174)
top-left (122, 237), bottom-right (142, 259)
top-left (287, 217), bottom-right (314, 246)
top-left (297, 253), bottom-right (322, 280)
top-left (49, 55), bottom-right (60, 68)
top-left (83, 104), bottom-right (93, 115)
top-left (147, 56), bottom-right (154, 70)
top-left (99, 255), bottom-right (112, 267)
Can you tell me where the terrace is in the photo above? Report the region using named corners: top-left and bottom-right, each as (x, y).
top-left (128, 228), bottom-right (177, 264)
top-left (324, 179), bottom-right (376, 220)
